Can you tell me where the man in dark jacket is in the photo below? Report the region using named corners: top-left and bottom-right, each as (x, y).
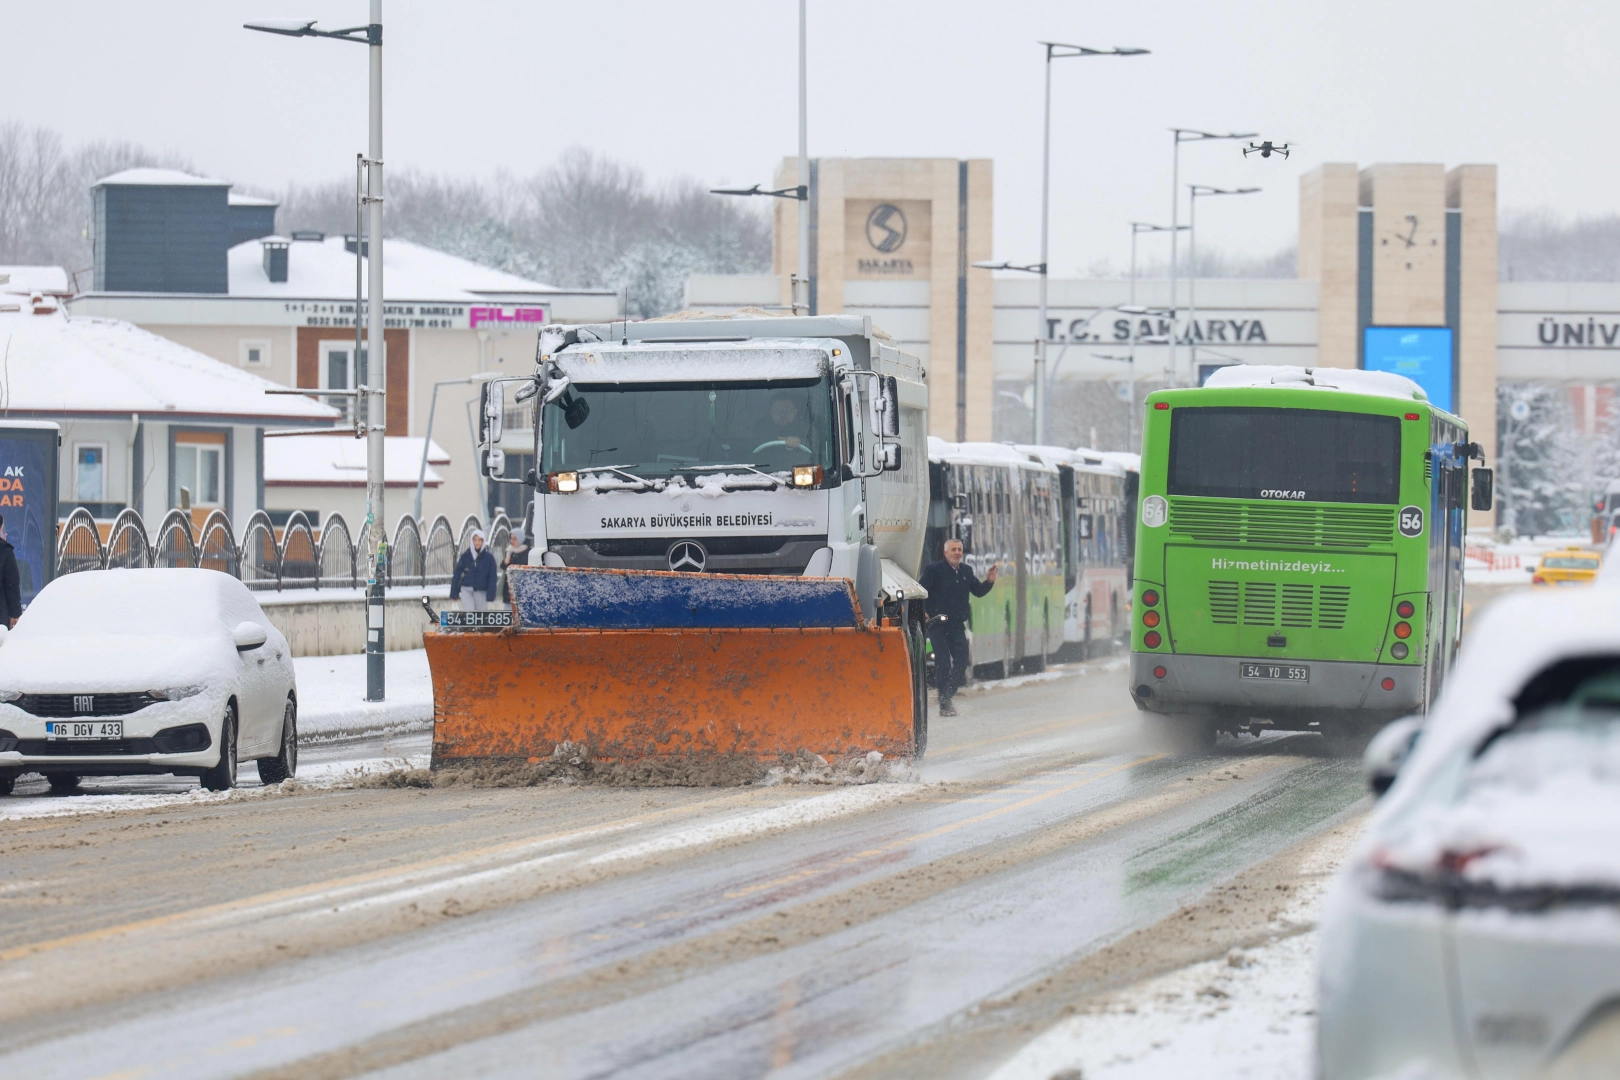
top-left (450, 529), bottom-right (498, 611)
top-left (918, 538), bottom-right (997, 716)
top-left (0, 514), bottom-right (20, 628)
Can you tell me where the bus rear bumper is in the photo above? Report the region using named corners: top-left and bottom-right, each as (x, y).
top-left (1129, 652), bottom-right (1422, 724)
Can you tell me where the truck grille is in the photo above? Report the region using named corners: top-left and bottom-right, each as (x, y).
top-left (1207, 581), bottom-right (1353, 630)
top-left (1170, 500), bottom-right (1394, 548)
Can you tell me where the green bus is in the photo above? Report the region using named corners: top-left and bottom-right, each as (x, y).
top-left (1128, 366), bottom-right (1494, 747)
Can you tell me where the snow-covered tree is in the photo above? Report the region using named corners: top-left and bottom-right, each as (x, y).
top-left (1497, 382), bottom-right (1587, 537)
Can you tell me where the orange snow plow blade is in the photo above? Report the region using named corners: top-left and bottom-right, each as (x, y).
top-left (426, 566), bottom-right (917, 764)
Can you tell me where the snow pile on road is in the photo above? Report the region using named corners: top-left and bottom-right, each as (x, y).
top-left (991, 825), bottom-right (1356, 1080)
top-left (295, 649), bottom-right (433, 741)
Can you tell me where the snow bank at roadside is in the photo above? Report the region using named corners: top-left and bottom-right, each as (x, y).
top-left (295, 649), bottom-right (433, 740)
top-left (990, 825), bottom-right (1358, 1080)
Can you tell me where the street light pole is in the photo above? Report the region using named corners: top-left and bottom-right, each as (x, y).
top-left (797, 0), bottom-right (809, 316)
top-left (709, 2), bottom-right (812, 314)
top-left (245, 1), bottom-right (388, 701)
top-left (413, 375), bottom-right (496, 522)
top-left (1033, 42), bottom-right (1148, 445)
top-left (1167, 129), bottom-right (1256, 384)
top-left (1186, 184), bottom-right (1260, 381)
top-left (1128, 221), bottom-right (1186, 412)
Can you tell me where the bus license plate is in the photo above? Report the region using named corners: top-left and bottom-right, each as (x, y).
top-left (439, 609), bottom-right (514, 631)
top-left (46, 721), bottom-right (123, 739)
top-left (1240, 663), bottom-right (1309, 682)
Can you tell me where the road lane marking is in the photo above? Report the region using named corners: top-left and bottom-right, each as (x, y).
top-left (721, 755), bottom-right (1160, 901)
top-left (927, 707), bottom-right (1132, 758)
top-left (0, 787), bottom-right (781, 964)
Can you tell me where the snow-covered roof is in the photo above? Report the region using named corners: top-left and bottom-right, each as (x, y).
top-left (927, 436), bottom-right (1058, 473)
top-left (1089, 450), bottom-right (1141, 474)
top-left (227, 236), bottom-right (561, 300)
top-left (558, 339), bottom-right (832, 384)
top-left (1016, 444), bottom-right (1126, 477)
top-left (228, 192), bottom-right (278, 207)
top-left (264, 435), bottom-right (449, 488)
top-left (1202, 364), bottom-right (1427, 403)
top-left (0, 309), bottom-right (338, 423)
top-left (0, 266), bottom-right (70, 295)
top-left (95, 167), bottom-right (226, 187)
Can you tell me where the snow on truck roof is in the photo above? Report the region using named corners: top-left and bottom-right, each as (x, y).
top-left (557, 339), bottom-right (835, 383)
top-left (1201, 364), bottom-right (1427, 402)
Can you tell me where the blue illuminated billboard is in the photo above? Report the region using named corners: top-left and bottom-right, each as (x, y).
top-left (1364, 326), bottom-right (1454, 412)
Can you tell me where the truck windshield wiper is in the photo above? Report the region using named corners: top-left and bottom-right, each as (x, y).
top-left (685, 464), bottom-right (785, 489)
top-left (574, 465), bottom-right (664, 491)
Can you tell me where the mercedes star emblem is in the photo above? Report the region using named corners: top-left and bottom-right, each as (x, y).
top-left (667, 540), bottom-right (708, 573)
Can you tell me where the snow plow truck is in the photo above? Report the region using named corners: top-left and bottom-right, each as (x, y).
top-left (425, 313), bottom-right (932, 766)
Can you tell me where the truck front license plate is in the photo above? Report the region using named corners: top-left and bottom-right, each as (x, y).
top-left (1239, 663), bottom-right (1309, 682)
top-left (46, 721), bottom-right (123, 739)
top-left (439, 609), bottom-right (514, 631)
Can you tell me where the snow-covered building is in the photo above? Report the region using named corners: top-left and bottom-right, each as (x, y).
top-left (67, 169), bottom-right (621, 525)
top-left (0, 282), bottom-right (338, 525)
top-left (263, 434), bottom-right (451, 526)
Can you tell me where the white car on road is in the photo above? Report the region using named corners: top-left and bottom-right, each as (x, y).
top-left (1319, 588), bottom-right (1620, 1078)
top-left (0, 568), bottom-right (297, 794)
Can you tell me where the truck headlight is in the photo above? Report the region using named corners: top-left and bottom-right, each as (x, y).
top-left (792, 465), bottom-right (822, 487)
top-left (550, 472), bottom-right (579, 493)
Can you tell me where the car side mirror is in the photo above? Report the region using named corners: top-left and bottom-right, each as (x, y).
top-left (1471, 467), bottom-right (1494, 512)
top-left (233, 621), bottom-right (268, 653)
top-left (1364, 714), bottom-right (1422, 797)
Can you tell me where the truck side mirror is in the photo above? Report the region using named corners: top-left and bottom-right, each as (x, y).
top-left (480, 381), bottom-right (503, 445)
top-left (483, 447), bottom-right (506, 480)
top-left (1471, 467), bottom-right (1494, 512)
top-left (562, 391), bottom-right (591, 430)
top-left (880, 444), bottom-right (901, 472)
top-left (876, 375), bottom-right (900, 438)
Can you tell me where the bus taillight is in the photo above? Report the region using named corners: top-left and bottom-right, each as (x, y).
top-left (1143, 630), bottom-right (1162, 648)
top-left (1394, 622), bottom-right (1412, 639)
top-left (1381, 677), bottom-right (1396, 691)
top-left (1142, 589), bottom-right (1160, 607)
top-left (1153, 666), bottom-right (1167, 679)
top-left (1396, 600), bottom-right (1414, 618)
top-left (1142, 610), bottom-right (1161, 628)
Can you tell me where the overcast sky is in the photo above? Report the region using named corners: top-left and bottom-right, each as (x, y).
top-left (4, 1), bottom-right (1617, 274)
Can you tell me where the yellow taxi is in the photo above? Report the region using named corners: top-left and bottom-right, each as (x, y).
top-left (1529, 546), bottom-right (1602, 586)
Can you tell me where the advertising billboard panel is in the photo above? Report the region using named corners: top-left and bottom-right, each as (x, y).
top-left (1364, 327), bottom-right (1454, 412)
top-left (0, 423), bottom-right (60, 607)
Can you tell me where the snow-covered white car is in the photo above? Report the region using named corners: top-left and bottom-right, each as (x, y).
top-left (1319, 589), bottom-right (1620, 1079)
top-left (0, 569), bottom-right (297, 794)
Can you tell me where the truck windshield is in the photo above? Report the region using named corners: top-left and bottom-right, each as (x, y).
top-left (1167, 406), bottom-right (1402, 504)
top-left (541, 378), bottom-right (837, 477)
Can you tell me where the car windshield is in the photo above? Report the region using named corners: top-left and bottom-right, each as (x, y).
top-left (1541, 555), bottom-right (1597, 569)
top-left (1166, 406), bottom-right (1402, 504)
top-left (541, 378), bottom-right (838, 478)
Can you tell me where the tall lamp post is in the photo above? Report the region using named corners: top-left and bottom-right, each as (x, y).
top-left (711, 0), bottom-right (811, 314)
top-left (1167, 129), bottom-right (1255, 382)
top-left (247, 2), bottom-right (388, 701)
top-left (1128, 221), bottom-right (1185, 403)
top-left (1186, 184), bottom-right (1260, 381)
top-left (1029, 42), bottom-right (1148, 445)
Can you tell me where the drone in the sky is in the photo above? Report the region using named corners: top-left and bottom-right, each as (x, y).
top-left (1243, 141), bottom-right (1290, 159)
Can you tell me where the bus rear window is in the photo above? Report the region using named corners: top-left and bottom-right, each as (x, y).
top-left (1166, 406), bottom-right (1402, 504)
